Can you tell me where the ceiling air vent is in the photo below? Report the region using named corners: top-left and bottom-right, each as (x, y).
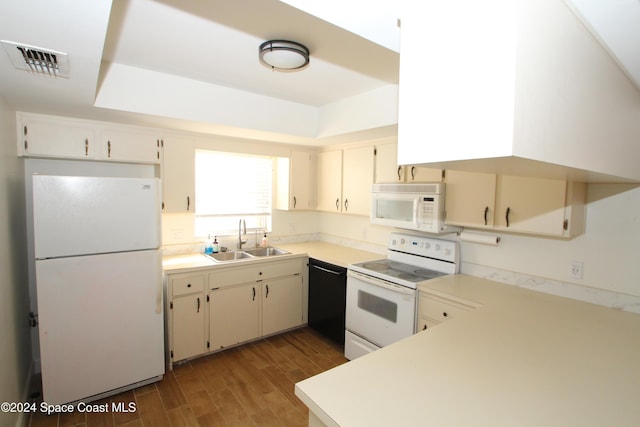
top-left (1, 40), bottom-right (69, 78)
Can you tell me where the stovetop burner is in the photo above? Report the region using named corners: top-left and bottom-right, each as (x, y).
top-left (397, 273), bottom-right (423, 281)
top-left (413, 269), bottom-right (445, 279)
top-left (361, 262), bottom-right (390, 271)
top-left (349, 258), bottom-right (447, 287)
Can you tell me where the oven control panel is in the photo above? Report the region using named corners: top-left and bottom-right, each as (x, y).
top-left (388, 232), bottom-right (458, 263)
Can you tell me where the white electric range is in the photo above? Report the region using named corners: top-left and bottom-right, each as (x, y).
top-left (345, 232), bottom-right (459, 360)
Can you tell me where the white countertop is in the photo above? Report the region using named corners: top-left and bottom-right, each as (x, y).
top-left (295, 274), bottom-right (640, 426)
top-left (276, 241), bottom-right (380, 268)
top-left (162, 241), bottom-right (380, 273)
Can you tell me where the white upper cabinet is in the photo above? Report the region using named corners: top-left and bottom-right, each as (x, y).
top-left (375, 140), bottom-right (442, 184)
top-left (317, 145), bottom-right (375, 215)
top-left (276, 150), bottom-right (315, 211)
top-left (444, 170), bottom-right (497, 229)
top-left (99, 127), bottom-right (161, 164)
top-left (397, 0), bottom-right (640, 182)
top-left (342, 145), bottom-right (374, 215)
top-left (316, 150), bottom-right (343, 212)
top-left (18, 113), bottom-right (96, 159)
top-left (161, 135), bottom-right (196, 213)
top-left (445, 170), bottom-right (586, 238)
top-left (17, 112), bottom-right (162, 165)
top-left (375, 141), bottom-right (404, 183)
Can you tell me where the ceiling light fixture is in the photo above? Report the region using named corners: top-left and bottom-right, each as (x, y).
top-left (259, 40), bottom-right (309, 72)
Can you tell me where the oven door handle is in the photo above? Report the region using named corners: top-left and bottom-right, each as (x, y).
top-left (347, 270), bottom-right (416, 296)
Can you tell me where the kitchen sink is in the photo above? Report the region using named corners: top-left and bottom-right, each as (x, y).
top-left (204, 246), bottom-right (289, 262)
top-left (243, 246), bottom-right (290, 257)
top-left (205, 251), bottom-right (254, 262)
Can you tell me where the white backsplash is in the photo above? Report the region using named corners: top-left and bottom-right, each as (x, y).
top-left (462, 262), bottom-right (640, 314)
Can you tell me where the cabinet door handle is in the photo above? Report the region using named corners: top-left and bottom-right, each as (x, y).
top-left (23, 126), bottom-right (29, 151)
top-left (197, 297), bottom-right (201, 313)
top-left (423, 324), bottom-right (428, 331)
top-left (344, 199), bottom-right (349, 211)
top-left (484, 206), bottom-right (489, 226)
top-left (411, 166), bottom-right (416, 180)
top-left (107, 140), bottom-right (112, 158)
top-left (85, 139), bottom-right (89, 156)
top-left (293, 196), bottom-right (297, 208)
top-left (505, 207), bottom-right (511, 227)
top-left (187, 196), bottom-right (190, 211)
top-left (252, 287), bottom-right (256, 301)
top-left (397, 166), bottom-right (402, 181)
top-left (442, 312), bottom-right (448, 317)
top-left (265, 284), bottom-right (269, 298)
top-left (335, 198), bottom-right (340, 210)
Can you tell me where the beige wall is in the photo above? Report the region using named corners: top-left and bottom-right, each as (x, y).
top-left (0, 97), bottom-right (31, 426)
top-left (317, 184), bottom-right (640, 298)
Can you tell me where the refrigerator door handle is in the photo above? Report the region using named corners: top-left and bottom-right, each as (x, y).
top-left (156, 274), bottom-right (162, 315)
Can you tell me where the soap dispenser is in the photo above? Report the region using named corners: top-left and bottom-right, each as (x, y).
top-left (261, 232), bottom-right (268, 248)
top-left (205, 235), bottom-right (213, 255)
top-left (212, 236), bottom-right (220, 253)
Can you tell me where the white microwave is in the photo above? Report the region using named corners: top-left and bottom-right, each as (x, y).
top-left (370, 183), bottom-right (456, 234)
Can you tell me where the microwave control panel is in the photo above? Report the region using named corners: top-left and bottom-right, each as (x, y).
top-left (418, 196), bottom-right (442, 232)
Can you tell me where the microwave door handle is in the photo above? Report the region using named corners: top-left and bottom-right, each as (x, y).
top-left (414, 197), bottom-right (421, 228)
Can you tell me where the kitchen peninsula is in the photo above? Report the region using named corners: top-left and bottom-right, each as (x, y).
top-left (295, 274), bottom-right (640, 426)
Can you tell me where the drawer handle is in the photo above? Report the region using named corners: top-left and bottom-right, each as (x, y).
top-left (187, 283), bottom-right (191, 288)
top-left (442, 312), bottom-right (448, 317)
top-left (422, 324), bottom-right (427, 331)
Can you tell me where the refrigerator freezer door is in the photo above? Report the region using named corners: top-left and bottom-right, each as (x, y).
top-left (32, 175), bottom-right (161, 259)
top-left (36, 250), bottom-right (164, 404)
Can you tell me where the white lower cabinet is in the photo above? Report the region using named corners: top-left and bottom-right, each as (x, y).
top-left (262, 275), bottom-right (304, 336)
top-left (168, 272), bottom-right (207, 363)
top-left (209, 283), bottom-right (260, 350)
top-left (417, 290), bottom-right (479, 332)
top-left (166, 257), bottom-right (306, 367)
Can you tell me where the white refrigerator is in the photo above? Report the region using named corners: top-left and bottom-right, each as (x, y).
top-left (32, 175), bottom-right (165, 405)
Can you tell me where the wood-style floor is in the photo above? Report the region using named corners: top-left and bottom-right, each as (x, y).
top-left (27, 327), bottom-right (347, 427)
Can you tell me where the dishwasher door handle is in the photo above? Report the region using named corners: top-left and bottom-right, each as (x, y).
top-left (311, 264), bottom-right (344, 276)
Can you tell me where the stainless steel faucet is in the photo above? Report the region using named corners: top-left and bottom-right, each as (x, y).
top-left (238, 218), bottom-right (247, 249)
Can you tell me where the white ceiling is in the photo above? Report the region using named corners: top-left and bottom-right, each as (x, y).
top-left (564, 0), bottom-right (640, 89)
top-left (101, 0), bottom-right (399, 107)
top-left (0, 0), bottom-right (638, 146)
top-left (0, 0), bottom-right (401, 145)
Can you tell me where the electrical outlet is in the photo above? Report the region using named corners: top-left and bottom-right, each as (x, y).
top-left (569, 260), bottom-right (584, 280)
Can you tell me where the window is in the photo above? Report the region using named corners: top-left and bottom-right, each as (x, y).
top-left (195, 150), bottom-right (272, 237)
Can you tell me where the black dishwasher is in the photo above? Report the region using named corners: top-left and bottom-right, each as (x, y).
top-left (308, 258), bottom-right (347, 346)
